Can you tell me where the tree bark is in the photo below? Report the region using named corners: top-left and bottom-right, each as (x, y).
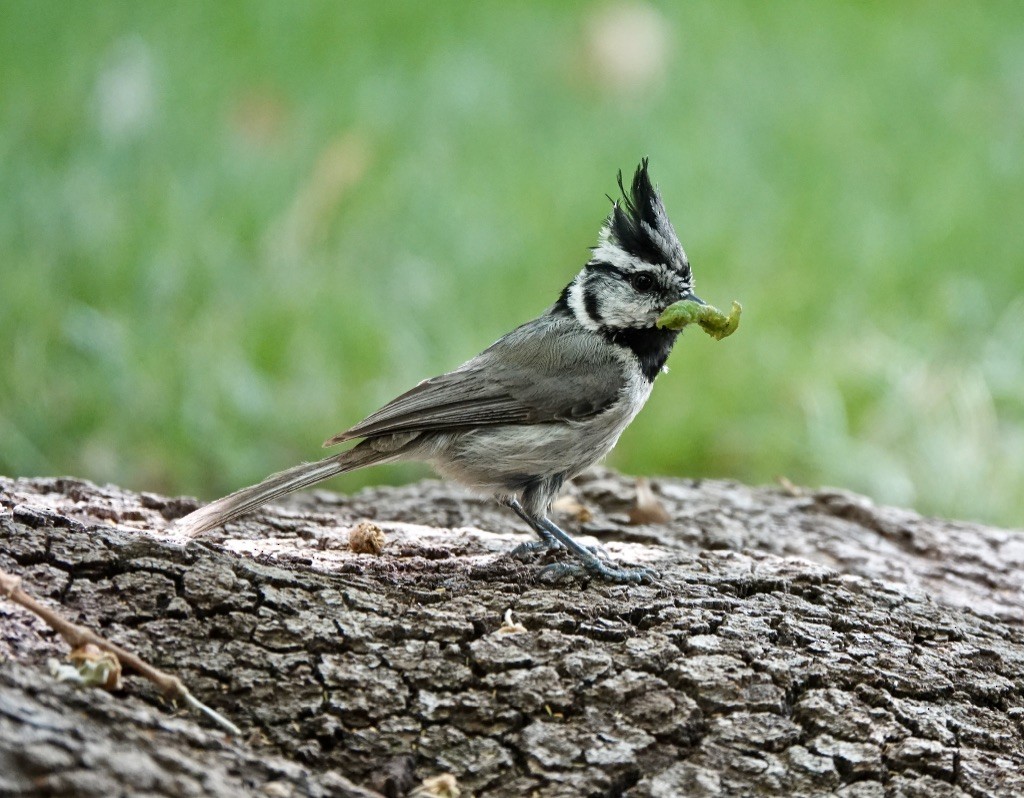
top-left (1, 470), bottom-right (1022, 797)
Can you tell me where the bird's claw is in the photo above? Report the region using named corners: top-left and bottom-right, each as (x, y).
top-left (511, 538), bottom-right (607, 561)
top-left (510, 538), bottom-right (564, 561)
top-left (539, 560), bottom-right (655, 585)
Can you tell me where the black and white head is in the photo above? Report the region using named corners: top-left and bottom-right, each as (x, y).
top-left (561, 159), bottom-right (700, 334)
top-left (557, 159), bottom-right (701, 379)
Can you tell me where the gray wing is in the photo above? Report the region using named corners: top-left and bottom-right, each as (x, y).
top-left (324, 312), bottom-right (625, 446)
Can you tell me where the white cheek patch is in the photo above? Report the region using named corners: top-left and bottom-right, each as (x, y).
top-left (596, 288), bottom-right (655, 329)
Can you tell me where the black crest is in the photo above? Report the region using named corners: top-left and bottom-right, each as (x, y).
top-left (603, 158), bottom-right (690, 280)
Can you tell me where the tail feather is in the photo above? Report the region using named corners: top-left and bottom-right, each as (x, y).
top-left (172, 446), bottom-right (392, 539)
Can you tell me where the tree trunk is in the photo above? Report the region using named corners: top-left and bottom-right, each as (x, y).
top-left (1, 470), bottom-right (1022, 797)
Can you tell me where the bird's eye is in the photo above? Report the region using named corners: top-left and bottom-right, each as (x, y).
top-left (630, 273), bottom-right (655, 292)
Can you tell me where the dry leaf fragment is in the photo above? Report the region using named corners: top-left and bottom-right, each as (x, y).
top-left (348, 521), bottom-right (386, 555)
top-left (68, 643), bottom-right (123, 690)
top-left (628, 478), bottom-right (671, 525)
top-left (497, 609), bottom-right (527, 635)
top-left (776, 476), bottom-right (804, 497)
top-left (411, 773), bottom-right (461, 798)
top-left (552, 494), bottom-right (593, 523)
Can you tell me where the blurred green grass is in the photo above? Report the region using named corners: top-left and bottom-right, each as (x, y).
top-left (2, 2), bottom-right (1022, 527)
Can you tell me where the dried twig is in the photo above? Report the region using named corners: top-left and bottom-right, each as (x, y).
top-left (0, 568), bottom-right (241, 736)
top-left (628, 477), bottom-right (671, 525)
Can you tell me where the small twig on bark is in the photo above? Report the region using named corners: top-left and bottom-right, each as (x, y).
top-left (0, 567), bottom-right (241, 736)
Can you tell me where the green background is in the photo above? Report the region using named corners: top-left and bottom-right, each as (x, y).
top-left (2, 2), bottom-right (1022, 527)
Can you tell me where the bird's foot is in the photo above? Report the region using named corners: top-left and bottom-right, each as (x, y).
top-left (510, 537), bottom-right (564, 561)
top-left (502, 500), bottom-right (652, 584)
top-left (539, 559), bottom-right (655, 585)
top-left (511, 538), bottom-right (608, 561)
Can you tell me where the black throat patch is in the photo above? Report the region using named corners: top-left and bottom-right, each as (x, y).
top-left (602, 325), bottom-right (680, 382)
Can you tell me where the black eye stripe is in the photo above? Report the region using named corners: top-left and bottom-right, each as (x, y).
top-left (582, 283), bottom-right (603, 324)
top-left (587, 261), bottom-right (663, 290)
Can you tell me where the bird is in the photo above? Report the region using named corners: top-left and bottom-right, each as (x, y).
top-left (172, 159), bottom-right (701, 583)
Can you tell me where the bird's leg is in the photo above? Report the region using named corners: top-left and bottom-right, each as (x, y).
top-left (535, 515), bottom-right (654, 585)
top-left (504, 497), bottom-right (563, 559)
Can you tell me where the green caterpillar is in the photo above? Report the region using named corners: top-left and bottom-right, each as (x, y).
top-left (656, 299), bottom-right (742, 341)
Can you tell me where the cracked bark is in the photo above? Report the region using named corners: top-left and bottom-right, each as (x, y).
top-left (1, 469), bottom-right (1023, 797)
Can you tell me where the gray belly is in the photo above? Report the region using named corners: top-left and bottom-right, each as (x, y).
top-left (424, 377), bottom-right (652, 494)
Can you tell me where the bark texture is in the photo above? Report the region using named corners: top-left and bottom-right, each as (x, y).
top-left (1, 470), bottom-right (1023, 797)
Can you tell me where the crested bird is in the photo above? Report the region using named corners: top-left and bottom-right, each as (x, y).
top-left (173, 159), bottom-right (701, 583)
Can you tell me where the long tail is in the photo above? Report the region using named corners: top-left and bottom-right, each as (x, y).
top-left (171, 445), bottom-right (393, 539)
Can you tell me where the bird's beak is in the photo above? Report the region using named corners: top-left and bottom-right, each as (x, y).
top-left (682, 291), bottom-right (705, 306)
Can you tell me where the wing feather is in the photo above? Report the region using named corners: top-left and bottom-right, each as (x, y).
top-left (324, 313), bottom-right (623, 446)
